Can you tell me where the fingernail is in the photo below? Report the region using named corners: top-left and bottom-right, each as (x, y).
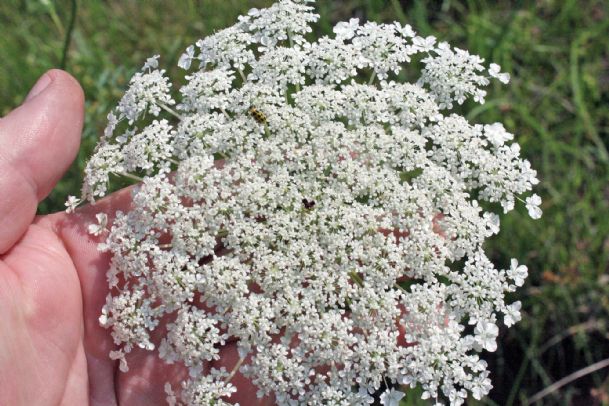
top-left (25, 73), bottom-right (53, 102)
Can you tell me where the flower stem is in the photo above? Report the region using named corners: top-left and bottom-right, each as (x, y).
top-left (349, 271), bottom-right (364, 287)
top-left (238, 68), bottom-right (247, 82)
top-left (368, 71), bottom-right (377, 85)
top-left (220, 107), bottom-right (232, 120)
top-left (159, 103), bottom-right (184, 120)
top-left (395, 282), bottom-right (408, 293)
top-left (224, 356), bottom-right (246, 384)
top-left (116, 172), bottom-right (144, 182)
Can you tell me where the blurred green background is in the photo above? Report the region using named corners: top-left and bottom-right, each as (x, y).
top-left (1, 0), bottom-right (608, 404)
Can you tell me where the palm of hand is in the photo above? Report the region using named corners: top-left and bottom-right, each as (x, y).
top-left (0, 71), bottom-right (265, 406)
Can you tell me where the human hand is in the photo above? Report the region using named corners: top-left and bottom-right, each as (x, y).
top-left (0, 70), bottom-right (268, 406)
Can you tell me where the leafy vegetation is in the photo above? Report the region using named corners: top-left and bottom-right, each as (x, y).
top-left (2, 0), bottom-right (608, 404)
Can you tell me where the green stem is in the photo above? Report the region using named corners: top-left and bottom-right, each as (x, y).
top-left (116, 172), bottom-right (144, 182)
top-left (158, 103), bottom-right (183, 120)
top-left (220, 108), bottom-right (231, 120)
top-left (60, 0), bottom-right (77, 69)
top-left (368, 71), bottom-right (377, 85)
top-left (394, 282), bottom-right (408, 293)
top-left (237, 68), bottom-right (247, 82)
top-left (349, 271), bottom-right (364, 287)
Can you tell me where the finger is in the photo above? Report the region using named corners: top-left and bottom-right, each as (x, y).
top-left (41, 186), bottom-right (134, 349)
top-left (0, 69), bottom-right (84, 254)
top-left (39, 186), bottom-right (134, 406)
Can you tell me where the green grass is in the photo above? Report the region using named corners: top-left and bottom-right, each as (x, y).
top-left (2, 0), bottom-right (609, 404)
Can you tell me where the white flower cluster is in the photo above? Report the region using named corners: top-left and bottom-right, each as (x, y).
top-left (77, 1), bottom-right (541, 404)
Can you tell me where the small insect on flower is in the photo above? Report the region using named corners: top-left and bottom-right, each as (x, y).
top-left (248, 106), bottom-right (267, 124)
top-left (302, 198), bottom-right (316, 209)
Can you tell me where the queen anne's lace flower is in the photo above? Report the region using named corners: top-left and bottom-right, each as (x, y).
top-left (525, 193), bottom-right (543, 219)
top-left (76, 1), bottom-right (541, 404)
top-left (87, 213), bottom-right (108, 236)
top-left (380, 388), bottom-right (405, 406)
top-left (116, 60), bottom-right (174, 124)
top-left (240, 0), bottom-right (318, 48)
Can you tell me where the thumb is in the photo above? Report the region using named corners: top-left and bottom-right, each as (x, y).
top-left (0, 69), bottom-right (84, 254)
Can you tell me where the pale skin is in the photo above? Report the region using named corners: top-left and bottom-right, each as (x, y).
top-left (0, 70), bottom-right (269, 406)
